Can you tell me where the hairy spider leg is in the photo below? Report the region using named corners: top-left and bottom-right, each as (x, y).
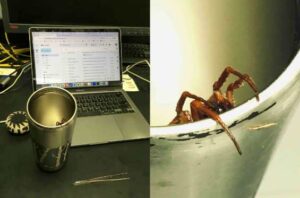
top-left (175, 91), bottom-right (214, 114)
top-left (169, 91), bottom-right (209, 124)
top-left (169, 110), bottom-right (192, 125)
top-left (190, 100), bottom-right (242, 155)
top-left (226, 78), bottom-right (245, 107)
top-left (213, 66), bottom-right (259, 101)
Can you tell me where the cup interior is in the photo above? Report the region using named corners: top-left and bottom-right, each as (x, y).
top-left (150, 0), bottom-right (298, 126)
top-left (27, 88), bottom-right (76, 127)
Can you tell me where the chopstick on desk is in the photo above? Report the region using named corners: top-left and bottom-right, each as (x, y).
top-left (73, 172), bottom-right (130, 186)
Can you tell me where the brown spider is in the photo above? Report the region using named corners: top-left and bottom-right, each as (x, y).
top-left (56, 118), bottom-right (67, 126)
top-left (169, 66), bottom-right (260, 155)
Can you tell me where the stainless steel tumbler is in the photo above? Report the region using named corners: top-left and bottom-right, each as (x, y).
top-left (26, 87), bottom-right (77, 172)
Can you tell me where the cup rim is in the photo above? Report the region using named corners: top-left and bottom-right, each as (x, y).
top-left (26, 86), bottom-right (77, 129)
top-left (151, 50), bottom-right (300, 137)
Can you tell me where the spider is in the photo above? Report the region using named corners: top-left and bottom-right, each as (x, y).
top-left (56, 118), bottom-right (67, 126)
top-left (169, 66), bottom-right (260, 155)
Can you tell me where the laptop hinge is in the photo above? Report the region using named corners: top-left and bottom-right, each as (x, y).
top-left (70, 86), bottom-right (122, 94)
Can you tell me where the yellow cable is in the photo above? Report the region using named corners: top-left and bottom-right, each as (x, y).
top-left (4, 32), bottom-right (30, 59)
top-left (0, 43), bottom-right (18, 61)
top-left (0, 64), bottom-right (11, 67)
top-left (0, 56), bottom-right (11, 63)
top-left (14, 48), bottom-right (30, 53)
top-left (4, 32), bottom-right (11, 45)
top-left (4, 32), bottom-right (19, 55)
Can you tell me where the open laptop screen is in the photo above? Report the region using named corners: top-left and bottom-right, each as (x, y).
top-left (30, 29), bottom-right (122, 90)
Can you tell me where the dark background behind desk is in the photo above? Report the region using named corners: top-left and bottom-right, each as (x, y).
top-left (0, 61), bottom-right (150, 197)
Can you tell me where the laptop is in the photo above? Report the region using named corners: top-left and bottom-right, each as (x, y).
top-left (29, 27), bottom-right (149, 146)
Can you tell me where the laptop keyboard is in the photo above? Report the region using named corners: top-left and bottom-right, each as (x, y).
top-left (75, 92), bottom-right (134, 117)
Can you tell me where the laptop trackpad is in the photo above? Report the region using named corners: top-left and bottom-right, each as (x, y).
top-left (71, 116), bottom-right (123, 146)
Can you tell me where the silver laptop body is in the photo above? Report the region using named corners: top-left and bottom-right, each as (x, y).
top-left (29, 27), bottom-right (149, 146)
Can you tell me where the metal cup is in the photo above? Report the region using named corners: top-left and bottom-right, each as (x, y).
top-left (26, 87), bottom-right (77, 172)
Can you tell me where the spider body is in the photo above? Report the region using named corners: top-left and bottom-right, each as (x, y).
top-left (170, 66), bottom-right (260, 155)
top-left (56, 118), bottom-right (67, 126)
